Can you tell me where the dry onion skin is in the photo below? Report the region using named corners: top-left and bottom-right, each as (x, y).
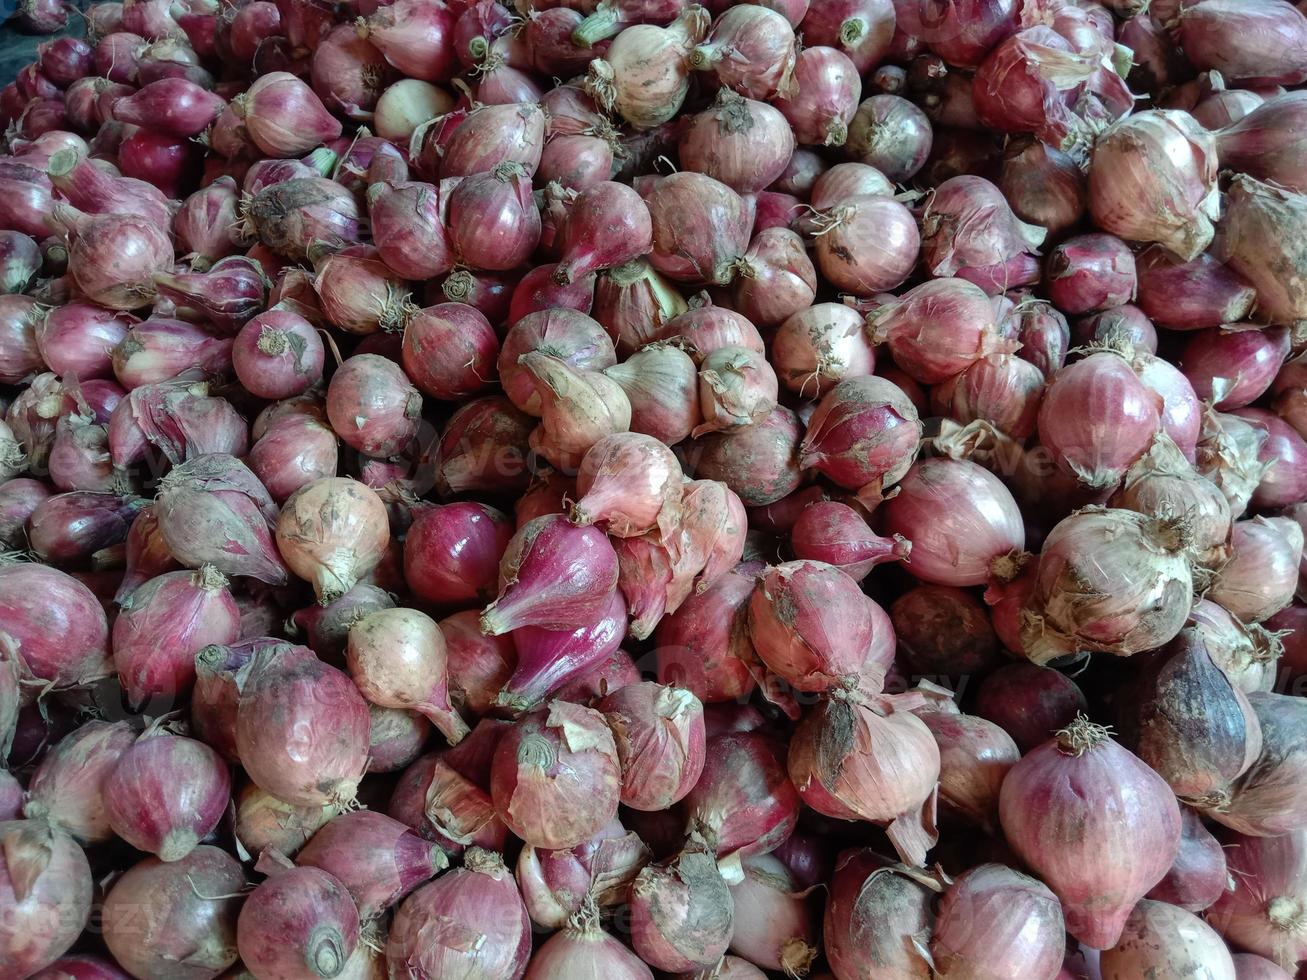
top-left (3, 0), bottom-right (1307, 974)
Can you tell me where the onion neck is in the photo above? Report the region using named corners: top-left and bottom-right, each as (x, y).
top-left (1055, 715), bottom-right (1109, 756)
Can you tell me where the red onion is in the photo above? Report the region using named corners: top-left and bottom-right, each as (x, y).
top-left (447, 163), bottom-right (542, 271)
top-left (499, 308), bottom-right (617, 415)
top-left (53, 205), bottom-right (173, 312)
top-left (598, 681), bottom-right (705, 811)
top-left (314, 247), bottom-right (413, 335)
top-left (232, 309), bottom-right (324, 400)
top-left (111, 77), bottom-right (225, 138)
top-left (880, 457), bottom-right (1024, 587)
top-left (297, 810), bottom-right (446, 920)
top-left (1206, 689), bottom-right (1307, 839)
top-left (602, 344), bottom-right (700, 445)
top-left (684, 729), bottom-right (798, 859)
top-left (772, 46), bottom-right (860, 149)
top-left (568, 432), bottom-right (680, 539)
top-left (1101, 899), bottom-right (1236, 978)
top-left (791, 502), bottom-right (904, 581)
top-left (521, 353), bottom-right (632, 470)
top-left (0, 230), bottom-right (39, 296)
top-left (646, 172), bottom-right (753, 287)
top-left (236, 643), bottom-right (371, 807)
top-left (234, 71), bottom-right (342, 157)
top-left (362, 0), bottom-right (456, 82)
top-left (0, 162), bottom-right (56, 240)
top-left (972, 27), bottom-right (1099, 150)
top-left (398, 302), bottom-right (498, 403)
top-left (437, 102), bottom-right (547, 179)
top-left (588, 261), bottom-right (684, 356)
top-left (1197, 408), bottom-right (1272, 516)
top-left (101, 730), bottom-right (229, 862)
top-left (309, 25), bottom-right (389, 120)
top-left (718, 853), bottom-right (816, 974)
top-left (654, 563), bottom-right (758, 703)
top-left (1235, 407), bottom-right (1307, 510)
top-left (693, 345), bottom-right (777, 436)
top-left (324, 354), bottom-right (420, 458)
top-left (554, 181), bottom-right (653, 285)
top-left (798, 375), bottom-right (920, 504)
top-left (527, 909), bottom-right (653, 979)
top-left (677, 89), bottom-right (795, 196)
top-left (869, 278), bottom-right (1013, 384)
top-left (1046, 234), bottom-right (1137, 315)
top-left (1214, 174), bottom-right (1307, 330)
top-left (1181, 326), bottom-right (1288, 411)
top-left (23, 720), bottom-right (135, 844)
top-left (931, 864), bottom-right (1065, 979)
top-left (33, 303), bottom-right (133, 383)
top-left (845, 94), bottom-right (933, 182)
top-left (1025, 508), bottom-right (1194, 663)
top-left (101, 847), bottom-right (243, 980)
top-left (368, 707), bottom-right (431, 774)
top-left (27, 489), bottom-right (141, 565)
top-left (172, 178), bottom-right (242, 272)
top-left (480, 513), bottom-right (619, 635)
top-left (436, 610), bottom-right (515, 716)
top-left (1038, 350), bottom-right (1161, 490)
top-left (823, 849), bottom-right (935, 979)
top-left (509, 264), bottom-right (597, 324)
top-left (0, 478), bottom-right (44, 550)
top-left (274, 477), bottom-right (389, 605)
top-left (346, 607), bottom-right (468, 745)
top-left (627, 835), bottom-right (733, 972)
top-left (0, 818), bottom-right (91, 976)
top-left (1208, 829), bottom-right (1307, 971)
top-left (998, 139), bottom-right (1086, 239)
top-left (516, 818), bottom-right (648, 930)
top-left (1089, 111), bottom-right (1220, 261)
top-left (242, 177), bottom-right (361, 261)
top-left (111, 317), bottom-right (234, 390)
top-left (238, 863), bottom-right (360, 980)
top-left (368, 181), bottom-right (455, 282)
top-left (690, 4), bottom-right (796, 100)
top-left (434, 395), bottom-right (534, 498)
top-left (384, 846), bottom-right (533, 977)
top-left (810, 193), bottom-right (919, 296)
top-left (490, 700), bottom-right (621, 849)
top-left (725, 229), bottom-right (813, 331)
top-left (400, 501), bottom-right (510, 607)
top-left (1148, 806), bottom-right (1229, 913)
top-left (1210, 518), bottom-right (1301, 625)
top-left (44, 150), bottom-right (172, 229)
top-left (0, 562), bottom-right (110, 686)
top-left (890, 586), bottom-right (995, 680)
top-left (113, 566), bottom-right (239, 708)
top-left (155, 453), bottom-right (287, 584)
top-left (1177, 0), bottom-right (1307, 85)
top-left (1215, 92), bottom-right (1307, 193)
top-left (585, 9), bottom-right (708, 128)
top-left (999, 716), bottom-right (1181, 949)
top-left (921, 175), bottom-right (1045, 291)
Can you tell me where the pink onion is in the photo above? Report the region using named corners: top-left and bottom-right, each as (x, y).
top-left (602, 344), bottom-right (700, 445)
top-left (0, 562), bottom-right (110, 687)
top-left (490, 700), bottom-right (621, 849)
top-left (275, 477), bottom-right (389, 605)
top-left (232, 309), bottom-right (325, 400)
top-left (1148, 807), bottom-right (1229, 913)
top-left (810, 193), bottom-right (919, 296)
top-left (931, 863), bottom-right (1065, 979)
top-left (1210, 518), bottom-right (1302, 625)
top-left (869, 278), bottom-right (1013, 384)
top-left (101, 846), bottom-right (243, 980)
top-left (921, 175), bottom-right (1046, 292)
top-left (0, 819), bottom-right (91, 976)
top-left (447, 163), bottom-right (542, 272)
top-left (54, 205), bottom-right (173, 312)
top-left (23, 720), bottom-right (136, 844)
top-left (235, 643), bottom-right (371, 807)
top-left (880, 457), bottom-right (1024, 586)
top-left (998, 138), bottom-right (1086, 240)
top-left (628, 835), bottom-right (733, 972)
top-left (325, 354), bottom-right (420, 457)
top-left (438, 610), bottom-right (517, 717)
top-left (1208, 829), bottom-right (1307, 971)
top-left (235, 71), bottom-right (342, 157)
top-left (499, 308), bottom-right (616, 415)
top-left (845, 93), bottom-right (933, 182)
top-left (684, 730), bottom-right (799, 859)
top-left (1181, 326), bottom-right (1289, 410)
top-left (238, 863), bottom-right (360, 980)
top-left (368, 181), bottom-right (455, 282)
top-left (1089, 110), bottom-right (1220, 261)
top-left (102, 731), bottom-right (229, 862)
top-left (554, 181), bottom-right (654, 285)
top-left (598, 681), bottom-right (705, 811)
top-left (645, 172), bottom-right (753, 287)
top-left (1177, 0), bottom-right (1307, 85)
top-left (999, 716), bottom-right (1181, 949)
top-left (403, 501), bottom-right (512, 607)
top-left (437, 101), bottom-right (547, 179)
top-left (679, 88), bottom-right (795, 195)
top-left (1047, 234), bottom-right (1137, 314)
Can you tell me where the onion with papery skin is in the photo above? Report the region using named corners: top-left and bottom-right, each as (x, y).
top-left (276, 477), bottom-right (390, 605)
top-left (915, 704), bottom-right (1016, 831)
top-left (628, 834), bottom-right (733, 972)
top-left (998, 139), bottom-right (1086, 240)
top-left (102, 730), bottom-right (230, 863)
top-left (683, 730), bottom-right (799, 860)
top-left (656, 564), bottom-right (759, 703)
top-left (404, 502), bottom-right (512, 607)
top-left (694, 345), bottom-right (778, 437)
top-left (0, 561), bottom-right (111, 687)
top-left (347, 608), bottom-right (469, 746)
top-left (931, 863), bottom-right (1065, 980)
top-left (798, 375), bottom-right (921, 505)
top-left (791, 501), bottom-right (909, 582)
top-left (584, 8), bottom-right (710, 130)
top-left (1215, 92), bottom-right (1307, 193)
top-left (810, 193), bottom-right (919, 296)
top-left (1148, 807), bottom-right (1229, 913)
top-left (1118, 627), bottom-right (1262, 804)
top-left (524, 907), bottom-right (653, 980)
top-left (881, 457), bottom-right (1025, 587)
top-left (999, 716), bottom-right (1181, 949)
top-left (646, 172), bottom-right (753, 287)
top-left (297, 810), bottom-right (447, 920)
top-left (1206, 691), bottom-right (1307, 838)
top-left (788, 692), bottom-right (940, 866)
top-left (731, 228), bottom-right (817, 331)
top-left (823, 849), bottom-right (935, 979)
top-left (689, 4), bottom-right (796, 100)
top-left (845, 93), bottom-right (932, 182)
top-left (598, 681), bottom-right (704, 811)
top-left (0, 818), bottom-right (92, 977)
top-left (1089, 111), bottom-right (1220, 261)
top-left (1177, 0), bottom-right (1307, 86)
top-left (489, 700), bottom-right (622, 850)
top-left (481, 513), bottom-right (620, 636)
top-left (680, 88), bottom-right (795, 194)
top-left (1135, 249), bottom-right (1257, 332)
top-left (571, 432), bottom-right (682, 539)
top-left (868, 278), bottom-right (1013, 385)
top-left (724, 853), bottom-right (817, 975)
top-left (101, 846), bottom-right (244, 980)
top-left (439, 609), bottom-right (517, 716)
top-left (749, 560), bottom-right (891, 694)
top-left (921, 175), bottom-right (1046, 293)
top-left (602, 344), bottom-right (700, 446)
top-left (238, 862), bottom-right (360, 980)
top-left (1099, 898), bottom-right (1236, 980)
top-left (236, 643), bottom-right (371, 808)
top-left (1210, 518), bottom-right (1301, 625)
top-left (23, 720), bottom-right (136, 845)
top-left (521, 353), bottom-right (633, 470)
top-left (1207, 829), bottom-right (1307, 971)
top-left (1024, 507), bottom-right (1194, 663)
top-left (517, 819), bottom-right (650, 931)
top-left (235, 71), bottom-right (342, 157)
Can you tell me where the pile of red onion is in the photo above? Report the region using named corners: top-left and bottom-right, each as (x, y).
top-left (3, 0), bottom-right (1307, 975)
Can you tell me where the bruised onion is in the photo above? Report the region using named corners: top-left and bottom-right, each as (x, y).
top-left (822, 849), bottom-right (934, 979)
top-left (628, 835), bottom-right (733, 972)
